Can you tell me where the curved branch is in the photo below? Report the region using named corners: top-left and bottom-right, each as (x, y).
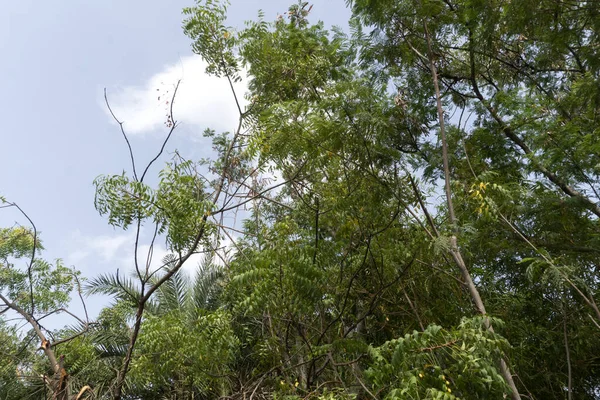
top-left (7, 202), bottom-right (38, 315)
top-left (140, 80), bottom-right (181, 182)
top-left (104, 88), bottom-right (138, 181)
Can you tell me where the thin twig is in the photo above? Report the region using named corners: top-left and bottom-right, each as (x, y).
top-left (140, 80), bottom-right (181, 182)
top-left (9, 203), bottom-right (38, 315)
top-left (104, 88), bottom-right (138, 181)
top-left (563, 300), bottom-right (572, 400)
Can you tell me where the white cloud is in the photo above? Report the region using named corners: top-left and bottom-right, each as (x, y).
top-left (104, 55), bottom-right (247, 135)
top-left (66, 228), bottom-right (237, 279)
top-left (66, 230), bottom-right (133, 267)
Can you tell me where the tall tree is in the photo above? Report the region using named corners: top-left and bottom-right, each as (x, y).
top-left (182, 1), bottom-right (525, 398)
top-left (350, 0), bottom-right (600, 397)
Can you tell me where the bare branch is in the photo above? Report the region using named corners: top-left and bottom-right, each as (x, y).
top-left (140, 80), bottom-right (181, 182)
top-left (104, 88), bottom-right (138, 181)
top-left (6, 202), bottom-right (39, 315)
top-left (73, 273), bottom-right (89, 325)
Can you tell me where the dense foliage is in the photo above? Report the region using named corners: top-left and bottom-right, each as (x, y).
top-left (1, 0), bottom-right (599, 399)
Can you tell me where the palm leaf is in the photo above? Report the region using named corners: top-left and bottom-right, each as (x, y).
top-left (153, 268), bottom-right (191, 314)
top-left (192, 255), bottom-right (224, 313)
top-left (84, 272), bottom-right (141, 304)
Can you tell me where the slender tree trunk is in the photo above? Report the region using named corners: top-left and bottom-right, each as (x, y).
top-left (563, 301), bottom-right (573, 400)
top-left (296, 335), bottom-right (307, 388)
top-left (422, 20), bottom-right (521, 400)
top-left (113, 304), bottom-right (144, 399)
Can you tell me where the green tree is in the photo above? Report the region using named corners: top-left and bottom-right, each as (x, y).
top-left (0, 199), bottom-right (87, 400)
top-left (182, 2), bottom-right (519, 398)
top-left (349, 0), bottom-right (600, 397)
top-left (89, 1), bottom-right (265, 395)
top-left (126, 261), bottom-right (236, 399)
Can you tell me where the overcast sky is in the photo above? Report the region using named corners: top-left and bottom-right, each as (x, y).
top-left (0, 0), bottom-right (350, 325)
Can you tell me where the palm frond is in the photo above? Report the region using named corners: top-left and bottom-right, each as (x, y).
top-left (92, 329), bottom-right (129, 359)
top-left (84, 272), bottom-right (141, 303)
top-left (152, 268), bottom-right (191, 314)
top-left (193, 255), bottom-right (224, 312)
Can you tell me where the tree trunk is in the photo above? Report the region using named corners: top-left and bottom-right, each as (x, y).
top-left (422, 19), bottom-right (522, 400)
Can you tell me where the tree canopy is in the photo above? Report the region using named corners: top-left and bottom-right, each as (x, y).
top-left (1, 0), bottom-right (599, 399)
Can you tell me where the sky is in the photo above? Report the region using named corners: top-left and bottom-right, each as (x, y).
top-left (0, 0), bottom-right (351, 327)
